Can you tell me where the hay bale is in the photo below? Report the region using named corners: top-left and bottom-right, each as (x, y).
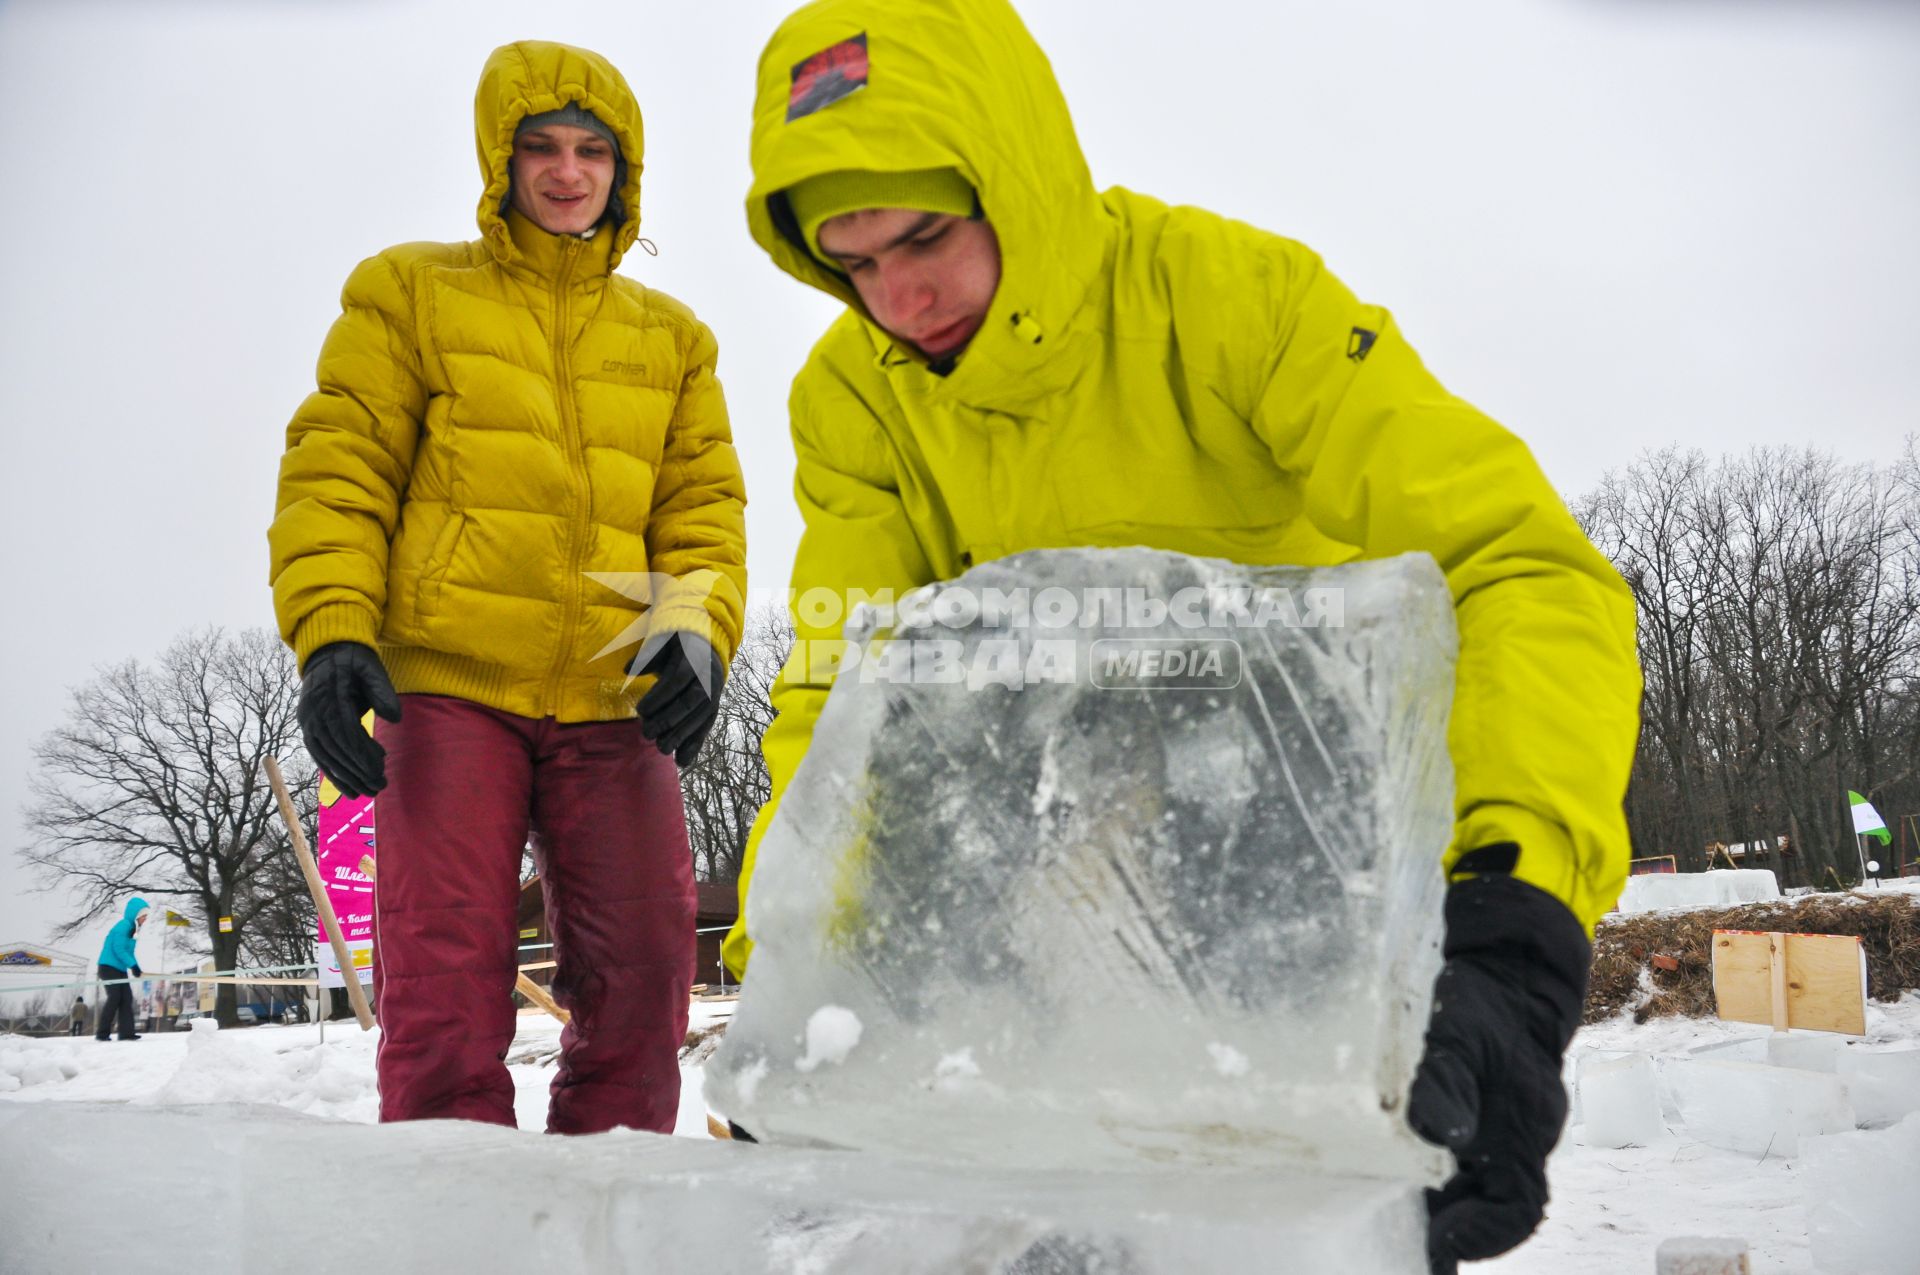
top-left (1587, 892), bottom-right (1920, 1024)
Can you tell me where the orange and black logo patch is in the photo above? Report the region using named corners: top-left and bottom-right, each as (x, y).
top-left (789, 32), bottom-right (869, 121)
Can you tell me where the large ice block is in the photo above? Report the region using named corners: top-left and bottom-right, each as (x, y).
top-left (1664, 1058), bottom-right (1855, 1156)
top-left (1765, 1031), bottom-right (1842, 1073)
top-left (1580, 1053), bottom-right (1664, 1148)
top-left (1836, 1047), bottom-right (1920, 1128)
top-left (0, 1101), bottom-right (1429, 1275)
top-left (1615, 869), bottom-right (1780, 913)
top-left (710, 549), bottom-right (1457, 1183)
top-left (1802, 1114), bottom-right (1920, 1275)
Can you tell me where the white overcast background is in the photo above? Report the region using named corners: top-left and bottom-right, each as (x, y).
top-left (1, 0), bottom-right (1915, 947)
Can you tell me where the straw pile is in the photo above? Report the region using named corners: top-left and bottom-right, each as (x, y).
top-left (1586, 891), bottom-right (1920, 1024)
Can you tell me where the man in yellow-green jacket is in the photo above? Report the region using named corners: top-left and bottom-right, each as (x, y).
top-left (269, 41), bottom-right (746, 1135)
top-left (727, 1), bottom-right (1640, 1266)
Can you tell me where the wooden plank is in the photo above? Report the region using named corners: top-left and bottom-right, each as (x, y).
top-left (1711, 930), bottom-right (1776, 1025)
top-left (1782, 932), bottom-right (1868, 1035)
top-left (1768, 933), bottom-right (1789, 1032)
top-left (515, 972), bottom-right (570, 1025)
top-left (1711, 929), bottom-right (1867, 1036)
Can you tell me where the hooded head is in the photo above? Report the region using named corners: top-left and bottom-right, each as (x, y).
top-left (745, 0), bottom-right (1108, 398)
top-left (125, 897), bottom-right (150, 926)
top-left (474, 41), bottom-right (646, 267)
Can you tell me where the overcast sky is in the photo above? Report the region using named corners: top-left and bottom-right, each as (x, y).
top-left (1, 0), bottom-right (1915, 952)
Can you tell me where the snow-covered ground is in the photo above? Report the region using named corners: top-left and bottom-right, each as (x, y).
top-left (0, 999), bottom-right (734, 1135)
top-left (2, 990), bottom-right (1916, 1272)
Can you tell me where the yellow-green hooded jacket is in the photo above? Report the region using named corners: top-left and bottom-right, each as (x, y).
top-left (270, 41), bottom-right (747, 720)
top-left (724, 0), bottom-right (1639, 975)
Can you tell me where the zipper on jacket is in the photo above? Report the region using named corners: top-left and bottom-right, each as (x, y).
top-left (542, 238), bottom-right (591, 716)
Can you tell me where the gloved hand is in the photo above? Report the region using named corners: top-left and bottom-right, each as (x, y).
top-left (1408, 855), bottom-right (1591, 1275)
top-left (130, 966), bottom-right (142, 979)
top-left (634, 633), bottom-right (727, 767)
top-left (298, 641), bottom-right (403, 798)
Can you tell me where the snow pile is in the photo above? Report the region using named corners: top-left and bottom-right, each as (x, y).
top-left (1616, 869), bottom-right (1781, 914)
top-left (0, 1042), bottom-right (77, 1092)
top-left (135, 1018), bottom-right (377, 1121)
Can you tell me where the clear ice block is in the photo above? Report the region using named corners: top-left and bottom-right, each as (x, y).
top-left (709, 549), bottom-right (1457, 1183)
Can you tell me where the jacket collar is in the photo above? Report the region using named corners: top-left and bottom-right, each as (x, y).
top-left (499, 209), bottom-right (616, 284)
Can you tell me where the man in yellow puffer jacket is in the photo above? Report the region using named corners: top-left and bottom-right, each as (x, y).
top-left (728, 1), bottom-right (1640, 1266)
top-left (268, 41), bottom-right (747, 1135)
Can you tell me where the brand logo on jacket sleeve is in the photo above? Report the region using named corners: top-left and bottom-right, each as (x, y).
top-left (1346, 327), bottom-right (1378, 362)
top-left (788, 33), bottom-right (869, 121)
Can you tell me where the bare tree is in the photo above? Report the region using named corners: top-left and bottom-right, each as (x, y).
top-left (1579, 445), bottom-right (1920, 886)
top-left (680, 605), bottom-right (792, 883)
top-left (20, 628), bottom-right (319, 1025)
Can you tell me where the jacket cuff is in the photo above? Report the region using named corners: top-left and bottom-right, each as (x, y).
top-left (292, 604), bottom-right (381, 670)
top-left (647, 604), bottom-right (731, 665)
top-left (1451, 802), bottom-right (1600, 932)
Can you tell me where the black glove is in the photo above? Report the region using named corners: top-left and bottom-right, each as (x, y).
top-left (298, 641), bottom-right (403, 798)
top-left (634, 634), bottom-right (727, 767)
top-left (1408, 856), bottom-right (1590, 1275)
top-left (130, 966), bottom-right (142, 979)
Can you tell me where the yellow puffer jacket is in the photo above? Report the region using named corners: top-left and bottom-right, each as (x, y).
top-left (724, 0), bottom-right (1639, 975)
top-left (270, 40), bottom-right (747, 722)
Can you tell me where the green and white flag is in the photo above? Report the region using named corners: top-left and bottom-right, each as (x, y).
top-left (1848, 790), bottom-right (1892, 846)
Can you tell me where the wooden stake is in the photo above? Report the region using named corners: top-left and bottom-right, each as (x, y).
top-left (515, 972), bottom-right (570, 1025)
top-left (264, 756), bottom-right (375, 1031)
top-left (1767, 932), bottom-right (1789, 1033)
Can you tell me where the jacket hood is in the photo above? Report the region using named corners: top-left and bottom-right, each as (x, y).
top-left (745, 0), bottom-right (1109, 407)
top-left (475, 41), bottom-right (646, 268)
top-left (123, 897), bottom-right (149, 923)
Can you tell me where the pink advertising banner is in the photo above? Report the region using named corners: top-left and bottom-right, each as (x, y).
top-left (316, 786), bottom-right (376, 947)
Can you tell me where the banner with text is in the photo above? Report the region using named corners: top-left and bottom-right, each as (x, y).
top-left (316, 749), bottom-right (377, 985)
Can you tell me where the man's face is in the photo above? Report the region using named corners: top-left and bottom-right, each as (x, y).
top-left (510, 124), bottom-right (617, 235)
top-left (817, 208), bottom-right (1002, 361)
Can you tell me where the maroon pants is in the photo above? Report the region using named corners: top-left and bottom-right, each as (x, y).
top-left (373, 694), bottom-right (694, 1134)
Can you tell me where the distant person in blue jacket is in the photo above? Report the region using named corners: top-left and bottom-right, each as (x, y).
top-left (95, 897), bottom-right (148, 1042)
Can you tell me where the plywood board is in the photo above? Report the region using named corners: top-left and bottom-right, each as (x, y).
top-left (1711, 930), bottom-right (1867, 1036)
